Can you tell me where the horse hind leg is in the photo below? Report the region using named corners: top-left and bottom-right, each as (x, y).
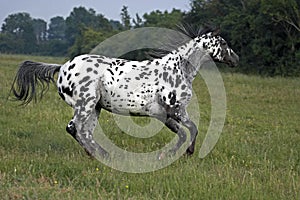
top-left (66, 118), bottom-right (94, 156)
top-left (66, 87), bottom-right (108, 158)
top-left (69, 102), bottom-right (108, 158)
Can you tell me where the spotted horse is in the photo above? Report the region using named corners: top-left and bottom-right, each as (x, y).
top-left (11, 27), bottom-right (239, 159)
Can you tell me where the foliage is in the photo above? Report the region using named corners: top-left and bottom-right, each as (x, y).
top-left (48, 16), bottom-right (66, 41)
top-left (68, 28), bottom-right (115, 58)
top-left (0, 13), bottom-right (37, 54)
top-left (32, 19), bottom-right (47, 45)
top-left (120, 6), bottom-right (132, 30)
top-left (132, 14), bottom-right (143, 28)
top-left (142, 9), bottom-right (184, 28)
top-left (0, 54), bottom-right (299, 199)
top-left (65, 7), bottom-right (113, 46)
top-left (0, 2), bottom-right (299, 76)
top-left (184, 0), bottom-right (300, 76)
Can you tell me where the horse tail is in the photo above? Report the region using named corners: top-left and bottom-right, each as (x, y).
top-left (11, 61), bottom-right (62, 105)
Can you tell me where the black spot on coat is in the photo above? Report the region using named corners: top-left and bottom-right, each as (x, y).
top-left (68, 64), bottom-right (76, 70)
top-left (107, 68), bottom-right (114, 76)
top-left (79, 76), bottom-right (90, 84)
top-left (62, 86), bottom-right (73, 97)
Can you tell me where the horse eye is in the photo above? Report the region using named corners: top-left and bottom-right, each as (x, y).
top-left (221, 41), bottom-right (227, 46)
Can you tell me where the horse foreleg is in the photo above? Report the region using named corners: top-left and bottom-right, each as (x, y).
top-left (177, 110), bottom-right (198, 155)
top-left (162, 118), bottom-right (187, 157)
top-left (181, 119), bottom-right (198, 155)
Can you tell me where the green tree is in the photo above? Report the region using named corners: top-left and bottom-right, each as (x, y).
top-left (1, 12), bottom-right (36, 53)
top-left (133, 14), bottom-right (143, 28)
top-left (0, 33), bottom-right (16, 53)
top-left (48, 16), bottom-right (66, 40)
top-left (185, 0), bottom-right (300, 76)
top-left (68, 28), bottom-right (112, 57)
top-left (143, 9), bottom-right (184, 28)
top-left (42, 16), bottom-right (68, 56)
top-left (109, 20), bottom-right (123, 30)
top-left (32, 18), bottom-right (47, 44)
top-left (65, 7), bottom-right (112, 45)
top-left (261, 0), bottom-right (300, 52)
top-left (120, 6), bottom-right (131, 30)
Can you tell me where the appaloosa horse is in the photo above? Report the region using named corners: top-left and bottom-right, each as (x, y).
top-left (12, 27), bottom-right (239, 158)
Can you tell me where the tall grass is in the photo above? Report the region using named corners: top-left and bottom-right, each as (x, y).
top-left (0, 54), bottom-right (299, 199)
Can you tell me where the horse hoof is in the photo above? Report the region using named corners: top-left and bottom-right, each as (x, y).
top-left (185, 148), bottom-right (194, 156)
top-left (85, 150), bottom-right (95, 159)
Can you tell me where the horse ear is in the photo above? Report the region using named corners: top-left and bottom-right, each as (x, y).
top-left (212, 28), bottom-right (221, 36)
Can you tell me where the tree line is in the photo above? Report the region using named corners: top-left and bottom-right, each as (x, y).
top-left (0, 0), bottom-right (299, 76)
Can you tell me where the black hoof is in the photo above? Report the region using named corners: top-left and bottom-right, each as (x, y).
top-left (185, 148), bottom-right (194, 156)
top-left (66, 121), bottom-right (77, 138)
top-left (85, 150), bottom-right (95, 159)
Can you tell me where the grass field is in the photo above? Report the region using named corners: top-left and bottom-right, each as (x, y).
top-left (0, 54), bottom-right (299, 199)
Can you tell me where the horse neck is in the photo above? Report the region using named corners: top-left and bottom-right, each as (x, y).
top-left (168, 38), bottom-right (208, 81)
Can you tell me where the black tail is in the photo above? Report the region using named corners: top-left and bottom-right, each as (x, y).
top-left (11, 61), bottom-right (61, 105)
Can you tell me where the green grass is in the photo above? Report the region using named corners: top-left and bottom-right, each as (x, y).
top-left (0, 54), bottom-right (299, 199)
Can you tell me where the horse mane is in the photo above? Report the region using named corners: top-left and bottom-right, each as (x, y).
top-left (146, 23), bottom-right (217, 59)
top-left (175, 23), bottom-right (217, 39)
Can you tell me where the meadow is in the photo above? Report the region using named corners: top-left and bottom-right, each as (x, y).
top-left (0, 54), bottom-right (299, 199)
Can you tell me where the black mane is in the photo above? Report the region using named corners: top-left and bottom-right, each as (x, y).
top-left (120, 24), bottom-right (218, 60)
top-left (144, 24), bottom-right (217, 59)
top-left (176, 23), bottom-right (217, 39)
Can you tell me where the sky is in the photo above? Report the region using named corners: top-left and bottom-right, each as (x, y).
top-left (0, 0), bottom-right (191, 25)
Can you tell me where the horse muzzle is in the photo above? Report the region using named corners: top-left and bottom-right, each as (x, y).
top-left (228, 52), bottom-right (239, 67)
